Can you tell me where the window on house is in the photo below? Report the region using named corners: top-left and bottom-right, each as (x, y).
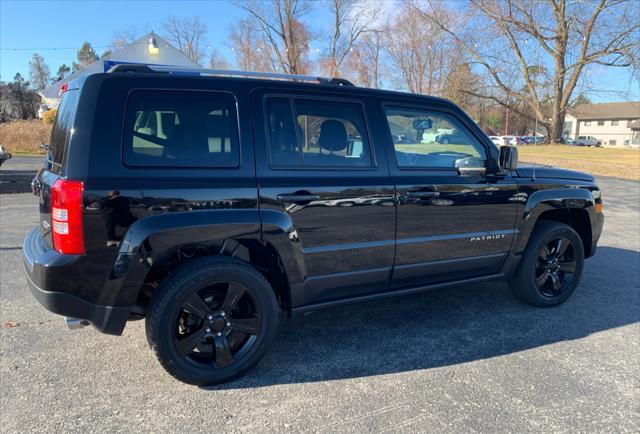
top-left (597, 120), bottom-right (605, 126)
top-left (609, 140), bottom-right (617, 146)
top-left (611, 120), bottom-right (619, 126)
top-left (584, 121), bottom-right (591, 126)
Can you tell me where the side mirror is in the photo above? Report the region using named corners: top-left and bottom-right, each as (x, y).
top-left (499, 145), bottom-right (518, 172)
top-left (412, 118), bottom-right (433, 130)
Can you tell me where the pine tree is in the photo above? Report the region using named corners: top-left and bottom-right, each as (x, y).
top-left (56, 64), bottom-right (71, 82)
top-left (76, 42), bottom-right (98, 69)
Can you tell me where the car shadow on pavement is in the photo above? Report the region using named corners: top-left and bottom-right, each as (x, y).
top-left (207, 246), bottom-right (639, 390)
top-left (0, 169), bottom-right (37, 194)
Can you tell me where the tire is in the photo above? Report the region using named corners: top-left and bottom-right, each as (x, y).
top-left (508, 221), bottom-right (584, 307)
top-left (146, 256), bottom-right (279, 386)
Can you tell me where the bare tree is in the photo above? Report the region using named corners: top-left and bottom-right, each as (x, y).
top-left (235, 0), bottom-right (313, 74)
top-left (321, 0), bottom-right (381, 77)
top-left (112, 27), bottom-right (142, 49)
top-left (385, 2), bottom-right (461, 95)
top-left (29, 53), bottom-right (51, 90)
top-left (346, 30), bottom-right (385, 87)
top-left (416, 0), bottom-right (640, 140)
top-left (162, 16), bottom-right (208, 64)
top-left (208, 48), bottom-right (231, 70)
top-left (227, 18), bottom-right (276, 72)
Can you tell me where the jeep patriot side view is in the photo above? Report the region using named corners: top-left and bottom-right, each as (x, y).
top-left (24, 65), bottom-right (604, 385)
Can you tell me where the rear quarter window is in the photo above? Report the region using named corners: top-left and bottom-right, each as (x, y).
top-left (49, 89), bottom-right (80, 171)
top-left (123, 90), bottom-right (240, 168)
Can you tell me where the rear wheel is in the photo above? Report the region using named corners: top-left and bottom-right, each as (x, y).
top-left (146, 256), bottom-right (279, 385)
top-left (508, 221), bottom-right (584, 307)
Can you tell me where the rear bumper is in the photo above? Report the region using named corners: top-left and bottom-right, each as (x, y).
top-left (22, 227), bottom-right (129, 335)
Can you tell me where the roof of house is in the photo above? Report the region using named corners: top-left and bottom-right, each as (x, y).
top-left (568, 101), bottom-right (640, 120)
top-left (41, 32), bottom-right (202, 100)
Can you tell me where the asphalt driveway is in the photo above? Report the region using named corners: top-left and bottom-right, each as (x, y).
top-left (1, 174), bottom-right (638, 432)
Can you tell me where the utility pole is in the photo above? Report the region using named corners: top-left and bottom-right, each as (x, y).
top-left (504, 105), bottom-right (510, 136)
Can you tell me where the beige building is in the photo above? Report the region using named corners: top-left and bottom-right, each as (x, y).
top-left (563, 101), bottom-right (640, 147)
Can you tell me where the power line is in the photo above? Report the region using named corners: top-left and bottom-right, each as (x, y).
top-left (0, 42), bottom-right (154, 51)
top-left (1, 46), bottom-right (111, 51)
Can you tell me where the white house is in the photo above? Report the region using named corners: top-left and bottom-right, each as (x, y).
top-left (563, 101), bottom-right (640, 147)
top-left (41, 32), bottom-right (202, 108)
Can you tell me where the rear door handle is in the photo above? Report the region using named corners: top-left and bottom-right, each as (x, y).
top-left (276, 193), bottom-right (320, 203)
top-left (407, 191), bottom-right (440, 199)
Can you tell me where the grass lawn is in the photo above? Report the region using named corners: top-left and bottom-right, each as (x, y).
top-left (518, 144), bottom-right (640, 181)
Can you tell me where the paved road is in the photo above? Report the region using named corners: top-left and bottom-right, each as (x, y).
top-left (1, 177), bottom-right (638, 433)
top-left (0, 156), bottom-right (43, 194)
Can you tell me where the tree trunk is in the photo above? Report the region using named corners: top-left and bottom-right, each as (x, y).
top-left (550, 108), bottom-right (565, 143)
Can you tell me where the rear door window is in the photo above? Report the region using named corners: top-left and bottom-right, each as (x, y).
top-left (123, 90), bottom-right (239, 167)
top-left (266, 97), bottom-right (372, 168)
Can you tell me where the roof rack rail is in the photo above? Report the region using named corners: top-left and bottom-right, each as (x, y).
top-left (107, 64), bottom-right (355, 86)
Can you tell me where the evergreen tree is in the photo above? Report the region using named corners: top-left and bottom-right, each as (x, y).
top-left (76, 42), bottom-right (98, 69)
top-left (56, 64), bottom-right (71, 82)
top-left (572, 93), bottom-right (592, 108)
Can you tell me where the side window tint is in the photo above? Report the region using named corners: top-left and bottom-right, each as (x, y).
top-left (384, 107), bottom-right (487, 169)
top-left (124, 90), bottom-right (239, 167)
top-left (266, 97), bottom-right (372, 168)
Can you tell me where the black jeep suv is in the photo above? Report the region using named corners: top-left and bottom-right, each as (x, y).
top-left (24, 65), bottom-right (604, 385)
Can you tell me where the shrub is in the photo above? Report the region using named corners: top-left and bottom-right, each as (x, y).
top-left (42, 108), bottom-right (57, 125)
top-left (0, 120), bottom-right (51, 154)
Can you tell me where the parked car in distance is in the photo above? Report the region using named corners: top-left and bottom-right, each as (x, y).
top-left (575, 136), bottom-right (602, 147)
top-left (504, 136), bottom-right (526, 146)
top-left (524, 136), bottom-right (545, 145)
top-left (0, 145), bottom-right (12, 166)
top-left (489, 136), bottom-right (504, 146)
top-left (23, 65), bottom-right (605, 386)
top-left (435, 131), bottom-right (468, 144)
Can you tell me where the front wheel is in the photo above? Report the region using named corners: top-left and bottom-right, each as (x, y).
top-left (508, 221), bottom-right (584, 307)
top-left (146, 256), bottom-right (279, 385)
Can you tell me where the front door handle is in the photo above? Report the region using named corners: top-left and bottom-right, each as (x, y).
top-left (407, 191), bottom-right (440, 199)
top-left (276, 193), bottom-right (320, 203)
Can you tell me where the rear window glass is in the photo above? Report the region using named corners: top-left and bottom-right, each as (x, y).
top-left (49, 89), bottom-right (80, 169)
top-left (266, 97), bottom-right (372, 168)
top-left (123, 90), bottom-right (239, 168)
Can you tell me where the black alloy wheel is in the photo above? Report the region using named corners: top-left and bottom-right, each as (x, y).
top-left (508, 221), bottom-right (585, 307)
top-left (174, 282), bottom-right (262, 369)
top-left (146, 256), bottom-right (279, 385)
top-left (534, 236), bottom-right (578, 298)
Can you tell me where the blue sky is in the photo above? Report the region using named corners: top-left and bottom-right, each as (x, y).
top-left (1, 0), bottom-right (638, 102)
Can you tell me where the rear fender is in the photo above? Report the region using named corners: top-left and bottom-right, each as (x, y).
top-left (99, 210), bottom-right (261, 307)
top-left (258, 209), bottom-right (306, 290)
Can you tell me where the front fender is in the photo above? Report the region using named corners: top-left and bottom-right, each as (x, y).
top-left (512, 187), bottom-right (597, 255)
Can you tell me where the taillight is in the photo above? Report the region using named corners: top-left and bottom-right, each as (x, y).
top-left (50, 179), bottom-right (85, 254)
